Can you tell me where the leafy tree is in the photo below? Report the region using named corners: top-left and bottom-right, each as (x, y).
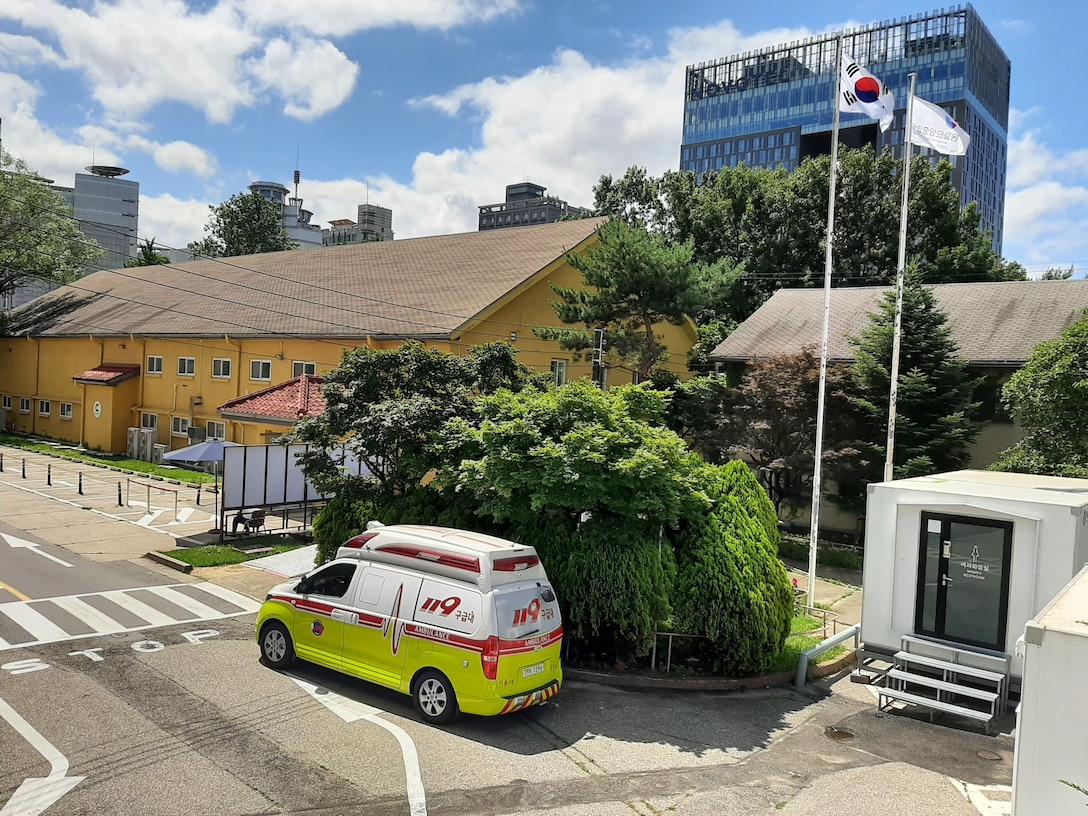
top-left (992, 312), bottom-right (1088, 473)
top-left (292, 341), bottom-right (539, 501)
top-left (436, 379), bottom-right (709, 528)
top-left (1040, 266), bottom-right (1074, 280)
top-left (125, 237), bottom-right (170, 267)
top-left (1, 148), bottom-right (103, 302)
top-left (831, 282), bottom-right (982, 511)
top-left (533, 220), bottom-right (725, 380)
top-left (672, 464), bottom-right (793, 675)
top-left (593, 150), bottom-right (1025, 324)
top-left (190, 191), bottom-right (296, 258)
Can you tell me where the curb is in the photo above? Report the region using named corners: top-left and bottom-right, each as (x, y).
top-left (564, 649), bottom-right (856, 692)
top-left (144, 551), bottom-right (194, 573)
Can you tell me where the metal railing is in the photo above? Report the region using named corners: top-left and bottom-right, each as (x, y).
top-left (795, 624), bottom-right (860, 688)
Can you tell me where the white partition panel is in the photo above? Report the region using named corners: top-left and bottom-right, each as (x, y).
top-left (223, 444), bottom-right (374, 511)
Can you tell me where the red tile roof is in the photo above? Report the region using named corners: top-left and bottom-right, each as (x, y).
top-left (218, 374), bottom-right (327, 424)
top-left (72, 364), bottom-right (141, 385)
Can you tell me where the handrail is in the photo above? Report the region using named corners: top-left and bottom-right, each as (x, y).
top-left (794, 623), bottom-right (860, 688)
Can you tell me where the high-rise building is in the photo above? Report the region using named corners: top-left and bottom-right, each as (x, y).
top-left (478, 182), bottom-right (588, 231)
top-left (248, 179), bottom-right (323, 249)
top-left (680, 4), bottom-right (1009, 249)
top-left (3, 165), bottom-right (139, 311)
top-left (322, 203), bottom-right (394, 245)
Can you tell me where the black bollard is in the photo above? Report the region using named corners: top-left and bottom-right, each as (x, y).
top-left (195, 484), bottom-right (201, 506)
top-left (117, 481), bottom-right (123, 507)
top-left (0, 451), bottom-right (4, 471)
top-left (79, 472), bottom-right (84, 495)
top-left (22, 458), bottom-right (26, 479)
top-left (47, 464), bottom-right (52, 486)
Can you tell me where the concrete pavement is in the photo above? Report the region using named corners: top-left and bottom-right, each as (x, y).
top-left (0, 442), bottom-right (1013, 816)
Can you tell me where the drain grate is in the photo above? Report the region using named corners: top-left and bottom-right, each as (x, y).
top-left (977, 750), bottom-right (1002, 761)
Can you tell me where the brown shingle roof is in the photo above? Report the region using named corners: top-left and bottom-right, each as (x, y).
top-left (710, 280), bottom-right (1088, 366)
top-left (219, 374), bottom-right (326, 424)
top-left (10, 218), bottom-right (609, 339)
top-left (72, 364), bottom-right (141, 385)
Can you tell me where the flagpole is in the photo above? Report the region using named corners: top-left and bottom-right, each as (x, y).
top-left (884, 72), bottom-right (917, 483)
top-left (807, 37), bottom-right (844, 609)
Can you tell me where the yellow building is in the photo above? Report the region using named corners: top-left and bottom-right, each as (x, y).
top-left (1, 218), bottom-right (698, 453)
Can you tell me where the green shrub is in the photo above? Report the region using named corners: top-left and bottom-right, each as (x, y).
top-left (537, 517), bottom-right (672, 664)
top-left (779, 534), bottom-right (863, 571)
top-left (717, 459), bottom-right (782, 549)
top-left (672, 490), bottom-right (793, 676)
top-left (313, 496), bottom-right (375, 564)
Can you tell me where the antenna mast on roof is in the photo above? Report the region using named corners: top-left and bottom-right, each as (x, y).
top-left (293, 142), bottom-right (300, 199)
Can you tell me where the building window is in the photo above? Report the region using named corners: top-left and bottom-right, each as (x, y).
top-left (38, 400), bottom-right (50, 417)
top-left (212, 358), bottom-right (232, 379)
top-left (19, 398), bottom-right (31, 414)
top-left (550, 359), bottom-right (567, 387)
top-left (206, 421), bottom-right (226, 440)
top-left (171, 416), bottom-right (190, 437)
top-left (2, 396), bottom-right (10, 411)
top-left (178, 357), bottom-right (196, 376)
top-left (60, 402), bottom-right (73, 420)
top-left (141, 413), bottom-right (158, 430)
top-left (250, 360), bottom-right (272, 381)
top-left (147, 355), bottom-right (163, 374)
top-left (292, 361), bottom-right (317, 377)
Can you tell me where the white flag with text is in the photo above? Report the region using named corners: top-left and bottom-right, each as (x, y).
top-left (909, 96), bottom-right (970, 156)
top-left (839, 52), bottom-right (894, 132)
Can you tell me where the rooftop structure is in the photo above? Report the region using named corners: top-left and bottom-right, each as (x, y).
top-left (478, 182), bottom-right (589, 231)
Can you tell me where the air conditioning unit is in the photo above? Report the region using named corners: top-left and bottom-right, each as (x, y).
top-left (187, 427), bottom-right (207, 443)
top-left (127, 427), bottom-right (141, 460)
top-left (139, 427), bottom-right (157, 461)
top-left (151, 443), bottom-right (169, 465)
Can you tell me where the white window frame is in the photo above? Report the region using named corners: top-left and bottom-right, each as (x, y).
top-left (206, 421), bottom-right (226, 440)
top-left (19, 397), bottom-right (31, 414)
top-left (250, 359), bottom-right (272, 381)
top-left (171, 416), bottom-right (190, 437)
top-left (38, 400), bottom-right (50, 417)
top-left (178, 356), bottom-right (196, 377)
top-left (2, 396), bottom-right (10, 411)
top-left (141, 412), bottom-right (158, 431)
top-left (292, 361), bottom-right (317, 377)
top-left (212, 358), bottom-right (232, 379)
top-left (147, 355), bottom-right (163, 375)
top-left (59, 402), bottom-right (73, 420)
top-left (550, 359), bottom-right (567, 387)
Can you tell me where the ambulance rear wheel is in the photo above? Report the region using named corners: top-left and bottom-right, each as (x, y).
top-left (260, 621), bottom-right (295, 670)
top-left (413, 670), bottom-right (458, 724)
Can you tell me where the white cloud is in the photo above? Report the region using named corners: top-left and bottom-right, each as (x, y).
top-left (236, 0), bottom-right (521, 37)
top-left (124, 137), bottom-right (218, 178)
top-left (247, 37), bottom-right (360, 122)
top-left (1003, 109), bottom-right (1088, 269)
top-left (138, 193), bottom-right (214, 251)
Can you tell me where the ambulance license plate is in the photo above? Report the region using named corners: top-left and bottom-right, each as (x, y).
top-left (522, 662), bottom-right (545, 678)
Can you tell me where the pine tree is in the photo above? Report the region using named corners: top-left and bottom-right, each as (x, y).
top-left (832, 281), bottom-right (981, 511)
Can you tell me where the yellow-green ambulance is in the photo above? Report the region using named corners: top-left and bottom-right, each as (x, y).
top-left (256, 522), bottom-right (563, 723)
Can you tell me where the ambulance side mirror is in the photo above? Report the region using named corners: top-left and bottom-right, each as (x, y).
top-left (295, 577), bottom-right (312, 594)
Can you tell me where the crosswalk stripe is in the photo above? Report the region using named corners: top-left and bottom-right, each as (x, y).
top-left (152, 586), bottom-right (227, 619)
top-left (49, 596), bottom-right (124, 634)
top-left (97, 589), bottom-right (182, 627)
top-left (1, 603), bottom-right (70, 643)
top-left (191, 582), bottom-right (262, 611)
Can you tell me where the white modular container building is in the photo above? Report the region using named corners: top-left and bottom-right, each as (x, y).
top-left (861, 470), bottom-right (1088, 682)
top-left (1011, 564), bottom-right (1088, 815)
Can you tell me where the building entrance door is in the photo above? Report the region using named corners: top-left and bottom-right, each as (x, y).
top-left (914, 512), bottom-right (1013, 652)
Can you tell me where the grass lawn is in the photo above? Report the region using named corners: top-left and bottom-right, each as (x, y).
top-left (768, 633), bottom-right (847, 674)
top-left (0, 433), bottom-right (217, 484)
top-left (164, 535), bottom-right (306, 567)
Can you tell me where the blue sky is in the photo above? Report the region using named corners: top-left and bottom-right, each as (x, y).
top-left (2, 0), bottom-right (1085, 276)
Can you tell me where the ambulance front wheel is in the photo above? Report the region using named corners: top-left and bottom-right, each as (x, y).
top-left (413, 669), bottom-right (458, 724)
top-left (260, 621), bottom-right (295, 670)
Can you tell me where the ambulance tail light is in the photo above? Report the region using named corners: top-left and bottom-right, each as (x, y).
top-left (481, 636), bottom-right (500, 680)
top-left (342, 532), bottom-right (379, 550)
top-left (493, 555), bottom-right (540, 572)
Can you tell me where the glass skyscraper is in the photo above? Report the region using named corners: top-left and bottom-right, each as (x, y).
top-left (680, 4), bottom-right (1010, 250)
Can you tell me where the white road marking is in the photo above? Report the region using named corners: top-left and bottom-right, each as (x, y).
top-left (1, 604), bottom-right (70, 643)
top-left (0, 696), bottom-right (84, 816)
top-left (152, 586), bottom-right (230, 619)
top-left (289, 675), bottom-right (428, 816)
top-left (0, 533), bottom-right (73, 568)
top-left (96, 590), bottom-right (178, 627)
top-left (48, 596), bottom-right (124, 634)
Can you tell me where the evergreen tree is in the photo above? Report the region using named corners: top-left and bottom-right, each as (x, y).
top-left (831, 281), bottom-right (982, 511)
